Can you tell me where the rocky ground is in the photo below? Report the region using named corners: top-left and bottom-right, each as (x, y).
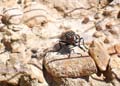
top-left (0, 0), bottom-right (119, 86)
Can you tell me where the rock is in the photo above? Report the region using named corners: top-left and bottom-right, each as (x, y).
top-left (19, 75), bottom-right (33, 86)
top-left (11, 32), bottom-right (21, 41)
top-left (109, 27), bottom-right (120, 36)
top-left (109, 55), bottom-right (120, 80)
top-left (44, 51), bottom-right (97, 78)
top-left (11, 42), bottom-right (26, 53)
top-left (0, 43), bottom-right (5, 53)
top-left (19, 74), bottom-right (48, 86)
top-left (112, 79), bottom-right (120, 86)
top-left (114, 43), bottom-right (120, 54)
top-left (107, 45), bottom-right (116, 55)
top-left (95, 25), bottom-right (103, 31)
top-left (0, 60), bottom-right (26, 85)
top-left (93, 31), bottom-right (105, 38)
top-left (82, 17), bottom-right (89, 24)
top-left (104, 36), bottom-right (113, 44)
top-left (23, 2), bottom-right (53, 28)
top-left (110, 0), bottom-right (120, 5)
top-left (9, 51), bottom-right (31, 64)
top-left (89, 75), bottom-right (113, 86)
top-left (0, 0), bottom-right (18, 8)
top-left (99, 0), bottom-right (113, 8)
top-left (102, 10), bottom-right (112, 17)
top-left (89, 39), bottom-right (110, 71)
top-left (2, 6), bottom-right (23, 25)
top-left (27, 63), bottom-right (46, 83)
top-left (58, 78), bottom-right (90, 86)
top-left (105, 22), bottom-right (112, 29)
top-left (42, 0), bottom-right (98, 11)
top-left (0, 52), bottom-right (9, 64)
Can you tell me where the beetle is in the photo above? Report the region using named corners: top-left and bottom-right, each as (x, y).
top-left (57, 30), bottom-right (88, 57)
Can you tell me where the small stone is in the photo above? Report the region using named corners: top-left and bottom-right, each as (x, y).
top-left (0, 43), bottom-right (5, 53)
top-left (19, 75), bottom-right (33, 86)
top-left (104, 36), bottom-right (113, 44)
top-left (82, 17), bottom-right (89, 24)
top-left (107, 45), bottom-right (116, 55)
top-left (114, 43), bottom-right (120, 54)
top-left (11, 33), bottom-right (21, 41)
top-left (0, 0), bottom-right (18, 7)
top-left (44, 52), bottom-right (97, 78)
top-left (89, 39), bottom-right (110, 71)
top-left (94, 14), bottom-right (100, 20)
top-left (59, 78), bottom-right (90, 86)
top-left (27, 64), bottom-right (46, 83)
top-left (93, 31), bottom-right (104, 38)
top-left (108, 28), bottom-right (119, 35)
top-left (0, 52), bottom-right (9, 64)
top-left (95, 25), bottom-right (103, 31)
top-left (105, 22), bottom-right (112, 29)
top-left (11, 42), bottom-right (25, 53)
top-left (89, 74), bottom-right (113, 86)
top-left (99, 0), bottom-right (113, 8)
top-left (102, 11), bottom-right (112, 17)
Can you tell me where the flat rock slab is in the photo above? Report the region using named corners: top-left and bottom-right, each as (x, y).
top-left (89, 39), bottom-right (110, 71)
top-left (44, 52), bottom-right (97, 78)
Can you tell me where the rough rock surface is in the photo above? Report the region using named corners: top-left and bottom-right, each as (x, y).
top-left (44, 51), bottom-right (97, 78)
top-left (89, 39), bottom-right (110, 71)
top-left (0, 0), bottom-right (119, 86)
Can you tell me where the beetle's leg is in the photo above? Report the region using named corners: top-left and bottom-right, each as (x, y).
top-left (79, 37), bottom-right (88, 52)
top-left (67, 52), bottom-right (71, 58)
top-left (80, 37), bottom-right (88, 49)
top-left (68, 48), bottom-right (73, 58)
top-left (75, 35), bottom-right (86, 52)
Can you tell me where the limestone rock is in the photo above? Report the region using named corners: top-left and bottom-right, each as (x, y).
top-left (27, 64), bottom-right (45, 83)
top-left (58, 78), bottom-right (90, 86)
top-left (107, 45), bottom-right (116, 55)
top-left (44, 51), bottom-right (97, 78)
top-left (93, 31), bottom-right (105, 38)
top-left (42, 0), bottom-right (98, 11)
top-left (114, 43), bottom-right (120, 54)
top-left (11, 42), bottom-right (25, 53)
top-left (112, 79), bottom-right (120, 86)
top-left (99, 0), bottom-right (113, 8)
top-left (109, 55), bottom-right (120, 80)
top-left (0, 43), bottom-right (5, 53)
top-left (89, 75), bottom-right (113, 86)
top-left (19, 74), bottom-right (48, 86)
top-left (2, 6), bottom-right (23, 25)
top-left (0, 52), bottom-right (9, 64)
top-left (23, 2), bottom-right (54, 28)
top-left (89, 39), bottom-right (110, 71)
top-left (0, 0), bottom-right (18, 8)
